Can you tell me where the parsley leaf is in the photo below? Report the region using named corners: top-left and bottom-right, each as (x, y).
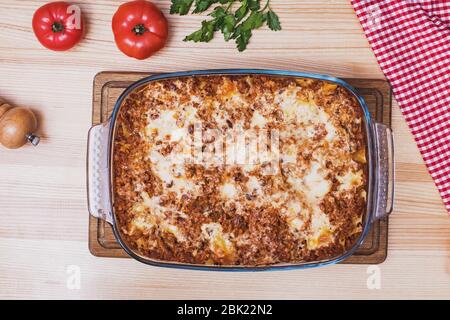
top-left (209, 6), bottom-right (227, 18)
top-left (171, 0), bottom-right (282, 51)
top-left (221, 14), bottom-right (236, 41)
top-left (231, 10), bottom-right (264, 51)
top-left (170, 0), bottom-right (195, 15)
top-left (184, 20), bottom-right (216, 42)
top-left (235, 0), bottom-right (249, 21)
top-left (248, 0), bottom-right (260, 11)
top-left (235, 29), bottom-right (252, 51)
top-left (266, 9), bottom-right (281, 31)
top-left (193, 0), bottom-right (220, 14)
top-left (208, 5), bottom-right (227, 31)
top-left (240, 10), bottom-right (265, 30)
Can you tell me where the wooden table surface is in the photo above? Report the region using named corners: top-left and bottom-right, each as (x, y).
top-left (0, 0), bottom-right (449, 300)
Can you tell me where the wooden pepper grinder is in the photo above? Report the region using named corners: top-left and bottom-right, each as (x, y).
top-left (0, 98), bottom-right (40, 149)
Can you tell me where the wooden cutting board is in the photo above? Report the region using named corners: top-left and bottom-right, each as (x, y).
top-left (89, 71), bottom-right (391, 264)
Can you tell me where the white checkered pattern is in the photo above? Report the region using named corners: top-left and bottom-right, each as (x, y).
top-left (351, 0), bottom-right (450, 213)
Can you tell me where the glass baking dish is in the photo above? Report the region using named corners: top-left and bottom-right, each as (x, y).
top-left (87, 69), bottom-right (394, 270)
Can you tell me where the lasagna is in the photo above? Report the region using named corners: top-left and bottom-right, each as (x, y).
top-left (113, 75), bottom-right (367, 266)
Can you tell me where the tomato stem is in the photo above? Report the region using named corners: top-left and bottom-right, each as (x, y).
top-left (132, 24), bottom-right (147, 36)
top-left (52, 21), bottom-right (65, 33)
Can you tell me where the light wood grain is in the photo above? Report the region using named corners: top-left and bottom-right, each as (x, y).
top-left (0, 0), bottom-right (448, 300)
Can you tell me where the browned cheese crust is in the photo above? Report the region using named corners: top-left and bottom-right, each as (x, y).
top-left (113, 75), bottom-right (367, 266)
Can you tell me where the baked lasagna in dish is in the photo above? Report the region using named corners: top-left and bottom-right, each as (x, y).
top-left (113, 75), bottom-right (367, 266)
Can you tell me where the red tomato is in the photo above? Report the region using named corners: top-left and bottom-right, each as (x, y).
top-left (112, 0), bottom-right (168, 60)
top-left (32, 2), bottom-right (84, 51)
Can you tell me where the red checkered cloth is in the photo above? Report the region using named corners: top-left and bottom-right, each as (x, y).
top-left (351, 0), bottom-right (450, 213)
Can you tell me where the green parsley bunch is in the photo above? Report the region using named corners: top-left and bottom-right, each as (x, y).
top-left (170, 0), bottom-right (281, 51)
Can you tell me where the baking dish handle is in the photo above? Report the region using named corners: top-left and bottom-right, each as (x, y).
top-left (87, 121), bottom-right (113, 225)
top-left (372, 122), bottom-right (395, 222)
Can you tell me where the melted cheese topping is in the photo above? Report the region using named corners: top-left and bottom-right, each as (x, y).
top-left (129, 192), bottom-right (187, 242)
top-left (149, 150), bottom-right (197, 194)
top-left (145, 110), bottom-right (179, 141)
top-left (307, 209), bottom-right (333, 250)
top-left (247, 176), bottom-right (263, 194)
top-left (250, 110), bottom-right (267, 128)
top-left (220, 182), bottom-right (238, 199)
top-left (201, 223), bottom-right (234, 258)
top-left (337, 170), bottom-right (363, 192)
top-left (303, 161), bottom-right (331, 201)
top-left (283, 200), bottom-right (305, 232)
